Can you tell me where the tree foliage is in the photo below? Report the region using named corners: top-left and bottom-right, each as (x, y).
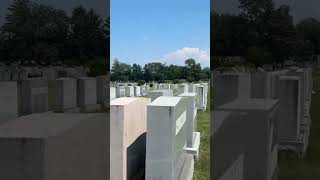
top-left (212, 0), bottom-right (320, 69)
top-left (111, 59), bottom-right (210, 82)
top-left (0, 0), bottom-right (108, 69)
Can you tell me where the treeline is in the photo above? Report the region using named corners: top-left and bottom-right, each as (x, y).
top-left (110, 59), bottom-right (210, 83)
top-left (212, 0), bottom-right (320, 69)
top-left (0, 0), bottom-right (109, 68)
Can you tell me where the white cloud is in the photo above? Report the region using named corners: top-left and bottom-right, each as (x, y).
top-left (163, 47), bottom-right (210, 67)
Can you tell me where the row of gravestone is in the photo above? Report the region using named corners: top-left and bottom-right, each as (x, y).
top-left (0, 66), bottom-right (89, 81)
top-left (110, 92), bottom-right (205, 180)
top-left (212, 67), bottom-right (313, 180)
top-left (110, 82), bottom-right (209, 111)
top-left (0, 75), bottom-right (110, 179)
top-left (0, 76), bottom-right (109, 124)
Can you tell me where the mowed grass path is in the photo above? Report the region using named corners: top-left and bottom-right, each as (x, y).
top-left (194, 90), bottom-right (210, 180)
top-left (278, 73), bottom-right (320, 180)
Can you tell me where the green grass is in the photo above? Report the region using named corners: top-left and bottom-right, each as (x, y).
top-left (278, 74), bottom-right (320, 180)
top-left (194, 90), bottom-right (210, 180)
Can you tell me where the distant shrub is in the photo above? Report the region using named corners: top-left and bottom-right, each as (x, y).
top-left (137, 80), bottom-right (146, 86)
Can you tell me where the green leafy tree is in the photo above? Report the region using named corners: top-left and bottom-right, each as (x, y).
top-left (130, 63), bottom-right (143, 81)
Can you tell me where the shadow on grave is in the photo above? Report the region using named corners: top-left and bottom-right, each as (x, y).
top-left (127, 132), bottom-right (146, 180)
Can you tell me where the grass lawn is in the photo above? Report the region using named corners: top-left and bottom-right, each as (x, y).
top-left (278, 73), bottom-right (320, 179)
top-left (194, 89), bottom-right (210, 180)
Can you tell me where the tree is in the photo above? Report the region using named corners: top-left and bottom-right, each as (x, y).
top-left (130, 63), bottom-right (143, 81)
top-left (67, 6), bottom-right (104, 64)
top-left (268, 5), bottom-right (296, 66)
top-left (110, 59), bottom-right (131, 81)
top-left (296, 18), bottom-right (320, 55)
top-left (185, 59), bottom-right (202, 82)
top-left (246, 46), bottom-right (272, 67)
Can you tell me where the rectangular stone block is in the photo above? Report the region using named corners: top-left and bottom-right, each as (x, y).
top-left (20, 78), bottom-right (48, 116)
top-left (178, 93), bottom-right (197, 147)
top-left (0, 82), bottom-right (18, 124)
top-left (77, 77), bottom-right (97, 107)
top-left (110, 87), bottom-right (116, 100)
top-left (116, 86), bottom-right (125, 98)
top-left (148, 90), bottom-right (173, 102)
top-left (96, 75), bottom-right (108, 106)
top-left (125, 86), bottom-right (134, 97)
top-left (52, 78), bottom-right (77, 112)
top-left (0, 112), bottom-right (109, 180)
top-left (146, 96), bottom-right (191, 180)
top-left (110, 97), bottom-right (150, 180)
top-left (211, 111), bottom-right (246, 180)
top-left (188, 84), bottom-right (196, 93)
top-left (177, 84), bottom-right (188, 95)
top-left (218, 99), bottom-right (279, 180)
top-left (277, 76), bottom-right (302, 142)
top-left (134, 86), bottom-right (141, 96)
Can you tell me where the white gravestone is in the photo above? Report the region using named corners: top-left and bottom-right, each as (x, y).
top-left (146, 96), bottom-right (194, 180)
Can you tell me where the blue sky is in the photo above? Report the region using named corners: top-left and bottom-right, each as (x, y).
top-left (111, 0), bottom-right (210, 67)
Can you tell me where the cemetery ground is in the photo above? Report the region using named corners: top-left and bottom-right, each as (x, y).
top-left (278, 72), bottom-right (320, 179)
top-left (194, 89), bottom-right (210, 180)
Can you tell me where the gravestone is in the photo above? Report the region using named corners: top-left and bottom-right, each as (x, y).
top-left (125, 86), bottom-right (134, 97)
top-left (116, 86), bottom-right (125, 98)
top-left (134, 86), bottom-right (141, 96)
top-left (146, 96), bottom-right (194, 180)
top-left (52, 78), bottom-right (77, 112)
top-left (42, 68), bottom-right (58, 80)
top-left (20, 78), bottom-right (48, 116)
top-left (110, 97), bottom-right (150, 180)
top-left (177, 84), bottom-right (188, 95)
top-left (0, 82), bottom-right (18, 124)
top-left (277, 76), bottom-right (302, 142)
top-left (110, 87), bottom-right (116, 100)
top-left (96, 75), bottom-right (108, 107)
top-left (213, 73), bottom-right (251, 109)
top-left (188, 84), bottom-right (196, 93)
top-left (178, 93), bottom-right (201, 159)
top-left (212, 110), bottom-right (246, 180)
top-left (250, 72), bottom-right (272, 98)
top-left (148, 90), bottom-right (173, 102)
top-left (140, 86), bottom-right (147, 96)
top-left (196, 85), bottom-right (206, 111)
top-left (0, 112), bottom-right (109, 180)
top-left (218, 98), bottom-right (279, 180)
top-left (77, 77), bottom-right (97, 107)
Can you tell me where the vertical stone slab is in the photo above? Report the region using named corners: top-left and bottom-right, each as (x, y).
top-left (146, 96), bottom-right (191, 180)
top-left (77, 77), bottom-right (97, 107)
top-left (148, 90), bottom-right (173, 102)
top-left (125, 86), bottom-right (134, 97)
top-left (188, 84), bottom-right (196, 93)
top-left (110, 97), bottom-right (150, 180)
top-left (178, 93), bottom-right (197, 147)
top-left (0, 82), bottom-right (18, 124)
top-left (20, 78), bottom-right (48, 115)
top-left (218, 99), bottom-right (279, 180)
top-left (278, 76), bottom-right (301, 142)
top-left (212, 111), bottom-right (246, 180)
top-left (213, 74), bottom-right (239, 109)
top-left (116, 86), bottom-right (125, 98)
top-left (177, 84), bottom-right (188, 95)
top-left (110, 87), bottom-right (116, 100)
top-left (237, 74), bottom-right (251, 99)
top-left (134, 86), bottom-right (141, 96)
top-left (52, 78), bottom-right (77, 112)
top-left (96, 75), bottom-right (108, 107)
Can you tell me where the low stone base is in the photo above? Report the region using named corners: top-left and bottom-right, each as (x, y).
top-left (175, 153), bottom-right (194, 180)
top-left (184, 132), bottom-right (201, 160)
